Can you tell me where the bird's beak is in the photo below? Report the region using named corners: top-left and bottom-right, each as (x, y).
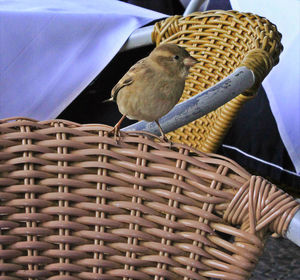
top-left (183, 56), bottom-right (198, 67)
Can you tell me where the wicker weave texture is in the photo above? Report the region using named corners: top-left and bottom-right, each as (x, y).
top-left (1, 118), bottom-right (299, 280)
top-left (152, 10), bottom-right (283, 152)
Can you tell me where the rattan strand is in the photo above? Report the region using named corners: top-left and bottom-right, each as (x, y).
top-left (0, 118), bottom-right (299, 280)
top-left (151, 10), bottom-right (283, 152)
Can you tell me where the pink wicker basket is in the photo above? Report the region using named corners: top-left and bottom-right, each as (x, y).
top-left (0, 118), bottom-right (299, 280)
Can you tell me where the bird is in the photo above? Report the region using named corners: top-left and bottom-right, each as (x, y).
top-left (107, 43), bottom-right (198, 140)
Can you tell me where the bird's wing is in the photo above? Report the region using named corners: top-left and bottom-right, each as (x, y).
top-left (111, 58), bottom-right (146, 102)
top-left (111, 77), bottom-right (133, 102)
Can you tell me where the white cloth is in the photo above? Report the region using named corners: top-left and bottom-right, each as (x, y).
top-left (230, 0), bottom-right (300, 174)
top-left (0, 0), bottom-right (165, 120)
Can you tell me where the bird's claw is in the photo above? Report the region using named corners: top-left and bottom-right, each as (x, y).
top-left (109, 115), bottom-right (126, 144)
top-left (109, 126), bottom-right (121, 144)
top-left (160, 135), bottom-right (169, 143)
top-left (159, 134), bottom-right (173, 149)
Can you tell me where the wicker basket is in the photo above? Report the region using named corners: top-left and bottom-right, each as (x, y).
top-left (152, 10), bottom-right (283, 152)
top-left (0, 118), bottom-right (298, 280)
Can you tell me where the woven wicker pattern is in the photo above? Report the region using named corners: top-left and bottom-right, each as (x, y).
top-left (1, 118), bottom-right (299, 280)
top-left (152, 10), bottom-right (283, 152)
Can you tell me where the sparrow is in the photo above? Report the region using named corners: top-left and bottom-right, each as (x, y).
top-left (108, 43), bottom-right (198, 140)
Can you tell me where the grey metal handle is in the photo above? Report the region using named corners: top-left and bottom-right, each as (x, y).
top-left (286, 208), bottom-right (300, 247)
top-left (121, 0), bottom-right (210, 51)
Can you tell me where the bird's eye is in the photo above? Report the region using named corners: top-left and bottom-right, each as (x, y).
top-left (173, 55), bottom-right (179, 60)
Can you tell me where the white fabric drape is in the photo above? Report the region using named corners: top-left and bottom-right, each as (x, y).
top-left (230, 0), bottom-right (300, 174)
top-left (0, 0), bottom-right (166, 120)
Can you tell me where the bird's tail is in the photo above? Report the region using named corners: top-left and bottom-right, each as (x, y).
top-left (102, 97), bottom-right (114, 103)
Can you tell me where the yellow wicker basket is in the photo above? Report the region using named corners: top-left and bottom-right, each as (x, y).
top-left (152, 10), bottom-right (282, 152)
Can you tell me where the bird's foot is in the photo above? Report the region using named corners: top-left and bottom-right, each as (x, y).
top-left (109, 126), bottom-right (122, 144)
top-left (160, 134), bottom-right (169, 143)
top-left (155, 120), bottom-right (172, 148)
top-left (159, 134), bottom-right (173, 149)
top-left (109, 115), bottom-right (126, 144)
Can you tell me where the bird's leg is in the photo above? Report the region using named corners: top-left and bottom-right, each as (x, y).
top-left (110, 115), bottom-right (126, 141)
top-left (155, 120), bottom-right (169, 143)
